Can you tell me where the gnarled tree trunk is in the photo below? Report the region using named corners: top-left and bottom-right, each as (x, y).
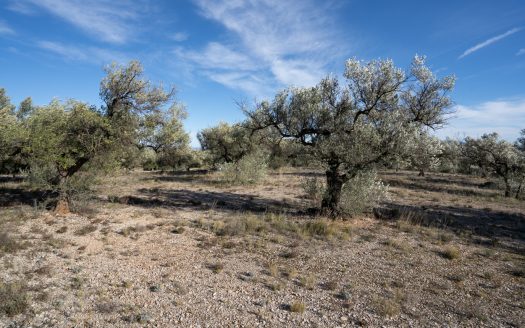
top-left (321, 165), bottom-right (346, 217)
top-left (503, 176), bottom-right (511, 198)
top-left (54, 197), bottom-right (70, 216)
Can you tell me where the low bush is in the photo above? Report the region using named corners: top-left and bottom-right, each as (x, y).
top-left (219, 151), bottom-right (268, 185)
top-left (339, 170), bottom-right (389, 216)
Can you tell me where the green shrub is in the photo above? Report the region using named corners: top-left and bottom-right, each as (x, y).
top-left (339, 170), bottom-right (389, 216)
top-left (300, 176), bottom-right (325, 205)
top-left (0, 281), bottom-right (28, 316)
top-left (219, 151), bottom-right (268, 185)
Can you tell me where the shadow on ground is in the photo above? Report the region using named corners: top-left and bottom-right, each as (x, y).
top-left (109, 187), bottom-right (304, 216)
top-left (382, 177), bottom-right (502, 198)
top-left (140, 170), bottom-right (220, 185)
top-left (0, 187), bottom-right (52, 207)
top-left (375, 202), bottom-right (525, 254)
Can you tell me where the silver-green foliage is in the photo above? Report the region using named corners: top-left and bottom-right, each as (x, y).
top-left (339, 171), bottom-right (389, 216)
top-left (245, 55), bottom-right (455, 214)
top-left (301, 171), bottom-right (388, 216)
top-left (220, 151), bottom-right (268, 185)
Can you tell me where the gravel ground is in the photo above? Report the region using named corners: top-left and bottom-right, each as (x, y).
top-left (1, 170), bottom-right (524, 327)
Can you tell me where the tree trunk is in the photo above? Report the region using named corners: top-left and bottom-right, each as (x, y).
top-left (54, 176), bottom-right (71, 215)
top-left (504, 177), bottom-right (511, 198)
top-left (321, 167), bottom-right (345, 217)
top-left (54, 197), bottom-right (70, 216)
top-left (516, 182), bottom-right (522, 200)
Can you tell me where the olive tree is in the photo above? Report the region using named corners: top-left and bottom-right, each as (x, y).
top-left (197, 122), bottom-right (252, 165)
top-left (0, 88), bottom-right (15, 113)
top-left (245, 56), bottom-right (455, 215)
top-left (0, 90), bottom-right (29, 175)
top-left (138, 103), bottom-right (191, 170)
top-left (408, 131), bottom-right (442, 176)
top-left (515, 129), bottom-right (525, 198)
top-left (463, 133), bottom-right (522, 197)
top-left (438, 138), bottom-right (463, 173)
top-left (25, 60), bottom-right (180, 213)
top-left (26, 100), bottom-right (111, 212)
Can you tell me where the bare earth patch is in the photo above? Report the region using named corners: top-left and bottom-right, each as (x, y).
top-left (0, 169), bottom-right (524, 327)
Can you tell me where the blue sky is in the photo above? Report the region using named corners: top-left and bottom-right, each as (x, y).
top-left (1, 0), bottom-right (524, 146)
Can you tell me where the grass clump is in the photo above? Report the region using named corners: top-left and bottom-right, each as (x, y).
top-left (267, 261), bottom-right (279, 277)
top-left (0, 232), bottom-right (28, 255)
top-left (290, 301), bottom-right (306, 313)
top-left (441, 246), bottom-right (460, 260)
top-left (207, 262), bottom-right (224, 274)
top-left (74, 224), bottom-right (97, 236)
top-left (0, 281), bottom-right (28, 316)
top-left (301, 219), bottom-right (335, 238)
top-left (171, 226), bottom-right (185, 234)
top-left (299, 274), bottom-right (316, 290)
top-left (214, 214), bottom-right (266, 236)
top-left (374, 297), bottom-right (401, 317)
top-left (374, 289), bottom-right (405, 317)
top-left (284, 267), bottom-right (298, 280)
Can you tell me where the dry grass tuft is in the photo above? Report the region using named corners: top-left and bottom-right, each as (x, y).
top-left (441, 246), bottom-right (460, 260)
top-left (74, 224), bottom-right (98, 236)
top-left (207, 262), bottom-right (224, 274)
top-left (299, 274), bottom-right (316, 290)
top-left (267, 261), bottom-right (279, 277)
top-left (0, 281), bottom-right (28, 317)
top-left (290, 301), bottom-right (306, 313)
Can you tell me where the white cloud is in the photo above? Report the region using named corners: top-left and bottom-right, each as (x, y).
top-left (459, 27), bottom-right (521, 59)
top-left (175, 0), bottom-right (348, 96)
top-left (37, 40), bottom-right (129, 64)
top-left (175, 42), bottom-right (257, 71)
top-left (0, 21), bottom-right (15, 35)
top-left (517, 48), bottom-right (525, 56)
top-left (11, 0), bottom-right (146, 44)
top-left (171, 32), bottom-right (188, 42)
top-left (436, 98), bottom-right (525, 141)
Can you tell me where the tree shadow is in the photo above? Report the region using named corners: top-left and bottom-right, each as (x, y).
top-left (109, 187), bottom-right (304, 216)
top-left (0, 187), bottom-right (52, 207)
top-left (382, 177), bottom-right (502, 198)
top-left (273, 171), bottom-right (324, 178)
top-left (0, 175), bottom-right (24, 184)
top-left (375, 202), bottom-right (525, 254)
top-left (140, 170), bottom-right (220, 186)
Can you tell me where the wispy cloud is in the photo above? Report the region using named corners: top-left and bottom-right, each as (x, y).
top-left (171, 32), bottom-right (189, 42)
top-left (0, 20), bottom-right (15, 35)
top-left (459, 27), bottom-right (522, 59)
top-left (436, 98), bottom-right (525, 140)
top-left (37, 40), bottom-right (129, 64)
top-left (10, 0), bottom-right (147, 43)
top-left (517, 48), bottom-right (525, 56)
top-left (174, 0), bottom-right (348, 96)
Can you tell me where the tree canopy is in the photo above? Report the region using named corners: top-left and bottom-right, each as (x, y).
top-left (245, 56), bottom-right (455, 214)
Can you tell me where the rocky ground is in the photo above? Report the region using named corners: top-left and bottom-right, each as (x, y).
top-left (0, 169), bottom-right (524, 327)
